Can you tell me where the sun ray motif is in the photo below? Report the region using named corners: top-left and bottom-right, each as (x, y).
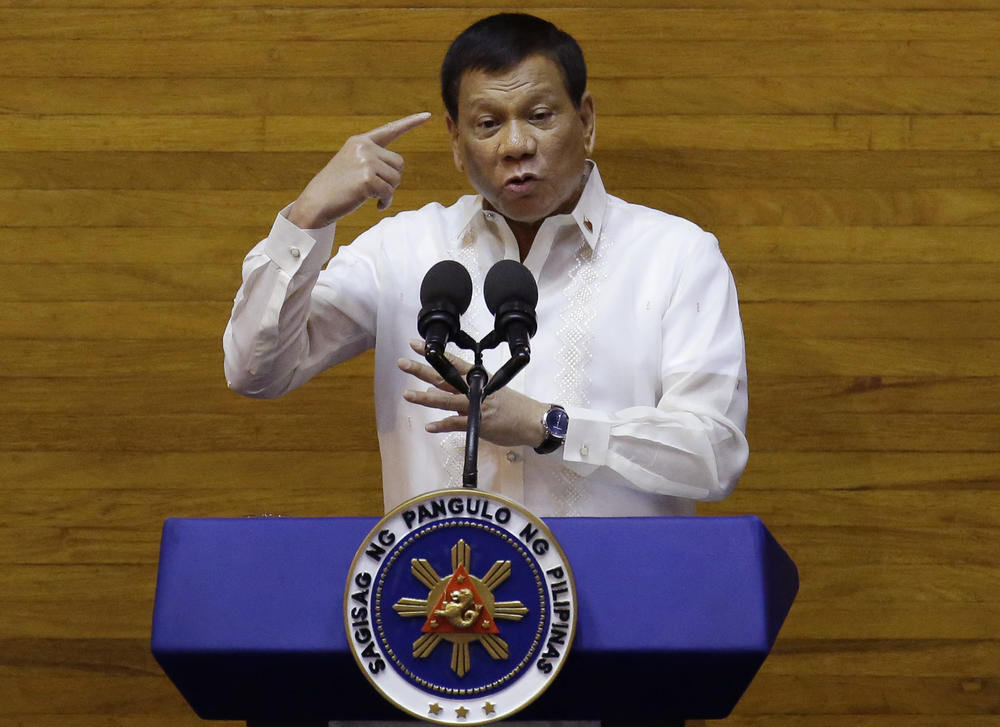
top-left (451, 539), bottom-right (471, 571)
top-left (411, 558), bottom-right (440, 589)
top-left (478, 633), bottom-right (509, 660)
top-left (393, 597), bottom-right (429, 618)
top-left (412, 632), bottom-right (442, 658)
top-left (492, 601), bottom-right (529, 620)
top-left (451, 641), bottom-right (471, 677)
top-left (480, 560), bottom-right (511, 590)
top-left (392, 540), bottom-right (528, 677)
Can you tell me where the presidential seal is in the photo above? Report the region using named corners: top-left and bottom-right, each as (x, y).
top-left (345, 489), bottom-right (576, 724)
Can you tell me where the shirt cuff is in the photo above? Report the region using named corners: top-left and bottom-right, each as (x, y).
top-left (261, 203), bottom-right (337, 273)
top-left (562, 406), bottom-right (611, 465)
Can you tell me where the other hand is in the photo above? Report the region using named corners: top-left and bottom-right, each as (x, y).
top-left (398, 340), bottom-right (547, 449)
top-left (288, 112), bottom-right (431, 229)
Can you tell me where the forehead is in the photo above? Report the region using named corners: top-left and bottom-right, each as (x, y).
top-left (457, 54), bottom-right (570, 108)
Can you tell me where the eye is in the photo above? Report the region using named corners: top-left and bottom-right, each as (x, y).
top-left (476, 117), bottom-right (500, 132)
top-left (530, 108), bottom-right (554, 123)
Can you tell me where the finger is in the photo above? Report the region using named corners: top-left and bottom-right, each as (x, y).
top-left (371, 161), bottom-right (403, 210)
top-left (397, 358), bottom-right (461, 393)
top-left (375, 146), bottom-right (405, 172)
top-left (403, 387), bottom-right (469, 414)
top-left (407, 339), bottom-right (473, 374)
top-left (370, 175), bottom-right (397, 211)
top-left (376, 163), bottom-right (402, 193)
top-left (367, 112), bottom-right (432, 148)
top-left (426, 415), bottom-right (469, 434)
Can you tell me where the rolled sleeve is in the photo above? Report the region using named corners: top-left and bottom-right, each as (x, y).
top-left (223, 205), bottom-right (374, 398)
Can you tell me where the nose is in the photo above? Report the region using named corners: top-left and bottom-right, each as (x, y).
top-left (498, 120), bottom-right (536, 159)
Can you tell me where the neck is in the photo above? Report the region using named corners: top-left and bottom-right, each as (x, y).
top-left (507, 220), bottom-right (542, 262)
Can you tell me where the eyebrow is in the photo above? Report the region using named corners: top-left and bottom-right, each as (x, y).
top-left (465, 85), bottom-right (564, 112)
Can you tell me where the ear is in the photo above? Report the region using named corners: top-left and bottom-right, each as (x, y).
top-left (579, 92), bottom-right (596, 156)
top-left (445, 114), bottom-right (464, 173)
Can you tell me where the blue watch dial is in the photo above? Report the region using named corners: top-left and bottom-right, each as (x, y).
top-left (545, 407), bottom-right (570, 438)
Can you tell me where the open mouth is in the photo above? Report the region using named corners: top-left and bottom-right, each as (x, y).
top-left (504, 173), bottom-right (538, 193)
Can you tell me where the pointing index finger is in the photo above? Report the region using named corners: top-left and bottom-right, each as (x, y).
top-left (367, 112), bottom-right (432, 148)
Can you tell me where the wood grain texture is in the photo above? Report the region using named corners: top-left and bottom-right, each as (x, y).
top-left (2, 0), bottom-right (998, 6)
top-left (3, 41), bottom-right (1000, 78)
top-left (5, 188), bottom-right (1000, 228)
top-left (3, 9), bottom-right (1000, 41)
top-left (2, 261), bottom-right (998, 302)
top-left (4, 225), bottom-right (999, 263)
top-left (1, 3), bottom-right (997, 726)
top-left (6, 114), bottom-right (1000, 152)
top-left (7, 152), bottom-right (1000, 192)
top-left (4, 77), bottom-right (1000, 116)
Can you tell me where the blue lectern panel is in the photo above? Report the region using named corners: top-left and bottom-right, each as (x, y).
top-left (152, 516), bottom-right (796, 720)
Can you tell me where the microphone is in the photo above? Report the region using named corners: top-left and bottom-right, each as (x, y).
top-left (417, 260), bottom-right (473, 395)
top-left (484, 260), bottom-right (538, 363)
top-left (417, 260), bottom-right (473, 358)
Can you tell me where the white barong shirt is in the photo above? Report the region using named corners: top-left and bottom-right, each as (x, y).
top-left (224, 164), bottom-right (748, 516)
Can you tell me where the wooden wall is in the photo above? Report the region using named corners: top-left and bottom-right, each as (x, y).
top-left (1, 1), bottom-right (997, 725)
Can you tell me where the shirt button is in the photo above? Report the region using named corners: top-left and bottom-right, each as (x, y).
top-left (579, 444), bottom-right (589, 457)
top-left (505, 450), bottom-right (519, 463)
top-left (289, 246), bottom-right (301, 258)
top-left (484, 211), bottom-right (494, 221)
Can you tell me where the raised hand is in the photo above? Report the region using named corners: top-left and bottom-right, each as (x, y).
top-left (288, 112), bottom-right (432, 229)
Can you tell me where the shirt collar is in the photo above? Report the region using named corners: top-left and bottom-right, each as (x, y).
top-left (455, 160), bottom-right (608, 252)
top-left (570, 160), bottom-right (607, 251)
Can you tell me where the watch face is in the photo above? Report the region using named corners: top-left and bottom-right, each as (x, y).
top-left (545, 408), bottom-right (570, 438)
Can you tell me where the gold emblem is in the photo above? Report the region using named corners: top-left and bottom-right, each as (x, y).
top-left (393, 539), bottom-right (529, 677)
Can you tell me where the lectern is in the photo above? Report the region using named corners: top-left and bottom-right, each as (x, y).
top-left (152, 515), bottom-right (797, 723)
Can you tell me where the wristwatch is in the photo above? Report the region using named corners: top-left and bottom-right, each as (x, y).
top-left (534, 404), bottom-right (569, 454)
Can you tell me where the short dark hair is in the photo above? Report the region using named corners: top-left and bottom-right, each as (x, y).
top-left (440, 13), bottom-right (587, 121)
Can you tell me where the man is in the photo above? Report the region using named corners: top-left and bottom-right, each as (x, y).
top-left (224, 13), bottom-right (748, 517)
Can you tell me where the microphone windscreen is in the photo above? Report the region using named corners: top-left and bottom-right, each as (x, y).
top-left (420, 260), bottom-right (473, 312)
top-left (483, 260), bottom-right (538, 314)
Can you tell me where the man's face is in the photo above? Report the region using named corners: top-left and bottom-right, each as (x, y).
top-left (446, 54), bottom-right (595, 225)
